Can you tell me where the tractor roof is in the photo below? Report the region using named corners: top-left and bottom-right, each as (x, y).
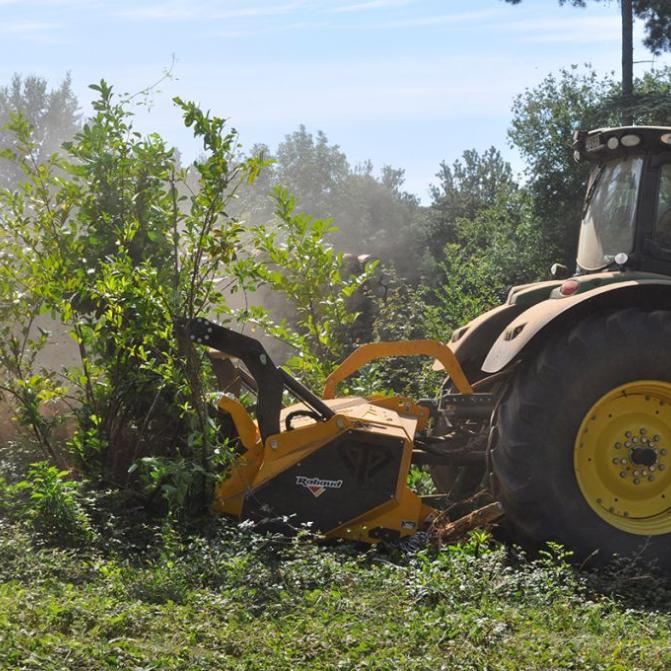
top-left (573, 126), bottom-right (671, 163)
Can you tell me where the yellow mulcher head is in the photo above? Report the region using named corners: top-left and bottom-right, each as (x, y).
top-left (186, 318), bottom-right (473, 544)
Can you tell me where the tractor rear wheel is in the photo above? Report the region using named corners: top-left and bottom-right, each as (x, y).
top-left (491, 308), bottom-right (671, 569)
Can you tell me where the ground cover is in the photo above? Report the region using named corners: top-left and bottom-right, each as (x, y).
top-left (1, 518), bottom-right (670, 671)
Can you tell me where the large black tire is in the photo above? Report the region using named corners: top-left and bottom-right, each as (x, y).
top-left (491, 308), bottom-right (671, 569)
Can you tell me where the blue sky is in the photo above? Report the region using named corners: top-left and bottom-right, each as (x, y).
top-left (1, 0), bottom-right (669, 201)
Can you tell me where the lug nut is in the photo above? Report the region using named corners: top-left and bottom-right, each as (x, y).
top-left (654, 435), bottom-right (661, 442)
top-left (649, 475), bottom-right (655, 482)
top-left (660, 464), bottom-right (666, 471)
top-left (641, 428), bottom-right (647, 435)
top-left (633, 437), bottom-right (639, 443)
top-left (662, 449), bottom-right (668, 456)
top-left (613, 458), bottom-right (620, 464)
top-left (615, 442), bottom-right (622, 449)
top-left (625, 441), bottom-right (632, 448)
top-left (626, 431), bottom-right (633, 438)
top-left (621, 459), bottom-right (628, 465)
top-left (620, 471), bottom-right (627, 478)
top-left (634, 478), bottom-right (641, 485)
top-left (634, 470), bottom-right (640, 477)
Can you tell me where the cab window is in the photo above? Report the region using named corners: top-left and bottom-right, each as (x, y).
top-left (654, 164), bottom-right (671, 249)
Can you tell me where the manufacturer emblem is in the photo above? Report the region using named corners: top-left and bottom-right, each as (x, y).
top-left (296, 475), bottom-right (343, 498)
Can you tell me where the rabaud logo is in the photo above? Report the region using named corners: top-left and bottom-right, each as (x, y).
top-left (296, 475), bottom-right (343, 498)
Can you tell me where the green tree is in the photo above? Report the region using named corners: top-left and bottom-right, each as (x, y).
top-left (431, 189), bottom-right (545, 335)
top-left (275, 125), bottom-right (350, 216)
top-left (0, 73), bottom-right (80, 190)
top-left (426, 147), bottom-right (516, 262)
top-left (234, 125), bottom-right (423, 278)
top-left (243, 186), bottom-right (377, 387)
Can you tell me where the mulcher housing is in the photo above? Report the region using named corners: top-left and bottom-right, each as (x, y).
top-left (187, 318), bottom-right (476, 543)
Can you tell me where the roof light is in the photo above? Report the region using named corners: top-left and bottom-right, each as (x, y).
top-left (661, 133), bottom-right (671, 145)
top-left (559, 279), bottom-right (579, 297)
top-left (607, 137), bottom-right (620, 150)
top-left (621, 134), bottom-right (641, 147)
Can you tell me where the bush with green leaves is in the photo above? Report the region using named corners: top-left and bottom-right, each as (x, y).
top-left (0, 80), bottom-right (267, 512)
top-left (1, 462), bottom-right (96, 545)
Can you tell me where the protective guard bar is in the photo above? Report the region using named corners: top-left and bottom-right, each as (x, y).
top-left (183, 317), bottom-right (334, 442)
top-left (322, 340), bottom-right (474, 399)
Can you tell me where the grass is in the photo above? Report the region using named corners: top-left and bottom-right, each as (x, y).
top-left (1, 519), bottom-right (671, 671)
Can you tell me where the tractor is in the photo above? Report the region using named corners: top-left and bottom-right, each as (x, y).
top-left (187, 125), bottom-right (671, 568)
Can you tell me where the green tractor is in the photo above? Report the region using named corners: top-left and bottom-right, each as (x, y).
top-left (436, 125), bottom-right (671, 567)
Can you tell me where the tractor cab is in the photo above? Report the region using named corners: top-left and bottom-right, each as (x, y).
top-left (573, 126), bottom-right (671, 276)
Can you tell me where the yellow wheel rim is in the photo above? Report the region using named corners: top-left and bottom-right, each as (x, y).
top-left (575, 380), bottom-right (671, 535)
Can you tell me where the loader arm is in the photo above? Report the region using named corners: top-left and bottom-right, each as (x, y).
top-left (322, 340), bottom-right (473, 399)
top-left (183, 317), bottom-right (334, 441)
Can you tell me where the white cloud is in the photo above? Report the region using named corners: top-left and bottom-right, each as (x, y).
top-left (0, 20), bottom-right (61, 38)
top-left (214, 20), bottom-right (329, 39)
top-left (115, 1), bottom-right (309, 22)
top-left (376, 9), bottom-right (502, 29)
top-left (330, 0), bottom-right (414, 14)
top-left (509, 14), bottom-right (651, 46)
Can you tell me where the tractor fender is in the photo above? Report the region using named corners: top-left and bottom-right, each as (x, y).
top-left (482, 279), bottom-right (671, 374)
top-left (439, 302), bottom-right (527, 373)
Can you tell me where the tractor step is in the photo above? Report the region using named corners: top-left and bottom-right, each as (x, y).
top-left (442, 392), bottom-right (495, 420)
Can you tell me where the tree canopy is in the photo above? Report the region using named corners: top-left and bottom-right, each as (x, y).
top-left (0, 73), bottom-right (80, 190)
top-left (235, 125), bottom-right (423, 278)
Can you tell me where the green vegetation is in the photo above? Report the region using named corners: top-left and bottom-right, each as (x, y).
top-left (2, 62), bottom-right (671, 669)
top-left (1, 518), bottom-right (671, 670)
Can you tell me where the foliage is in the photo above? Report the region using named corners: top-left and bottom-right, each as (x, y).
top-left (420, 155), bottom-right (545, 347)
top-left (434, 189), bottom-right (546, 326)
top-left (350, 275), bottom-right (444, 398)
top-left (0, 73), bottom-right (80, 191)
top-left (235, 125), bottom-right (423, 279)
top-left (427, 147), bottom-right (517, 261)
top-left (244, 186), bottom-right (377, 388)
top-left (275, 125), bottom-right (350, 216)
top-left (1, 518), bottom-right (671, 669)
top-left (0, 462), bottom-right (95, 545)
top-left (0, 80), bottom-right (266, 510)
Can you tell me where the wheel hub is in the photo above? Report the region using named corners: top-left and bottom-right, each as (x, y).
top-left (630, 445), bottom-right (657, 468)
top-left (574, 380), bottom-right (671, 535)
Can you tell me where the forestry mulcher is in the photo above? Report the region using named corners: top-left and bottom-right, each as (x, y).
top-left (187, 126), bottom-right (671, 568)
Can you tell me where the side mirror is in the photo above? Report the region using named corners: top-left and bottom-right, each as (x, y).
top-left (550, 263), bottom-right (570, 279)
